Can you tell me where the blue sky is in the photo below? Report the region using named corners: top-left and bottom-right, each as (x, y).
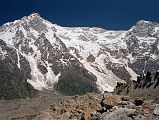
top-left (0, 0), bottom-right (159, 30)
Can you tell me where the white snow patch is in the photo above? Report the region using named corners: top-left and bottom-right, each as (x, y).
top-left (45, 29), bottom-right (56, 45)
top-left (127, 54), bottom-right (135, 63)
top-left (136, 36), bottom-right (156, 45)
top-left (0, 30), bottom-right (15, 46)
top-left (24, 43), bottom-right (60, 91)
top-left (19, 26), bottom-right (27, 37)
top-left (26, 55), bottom-right (46, 90)
top-left (69, 49), bottom-right (78, 58)
top-left (29, 28), bottom-right (39, 38)
top-left (125, 65), bottom-right (138, 81)
top-left (150, 54), bottom-right (157, 59)
top-left (0, 47), bottom-right (7, 60)
top-left (26, 55), bottom-right (61, 91)
top-left (81, 60), bottom-right (115, 93)
top-left (16, 50), bottom-right (21, 68)
top-left (154, 27), bottom-right (159, 35)
top-left (45, 61), bottom-right (61, 89)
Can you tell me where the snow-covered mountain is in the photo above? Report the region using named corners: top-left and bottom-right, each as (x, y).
top-left (0, 13), bottom-right (159, 97)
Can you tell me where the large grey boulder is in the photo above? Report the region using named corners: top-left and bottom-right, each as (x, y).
top-left (154, 104), bottom-right (159, 116)
top-left (100, 108), bottom-right (136, 120)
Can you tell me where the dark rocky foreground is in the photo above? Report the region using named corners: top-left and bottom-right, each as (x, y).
top-left (33, 93), bottom-right (159, 120)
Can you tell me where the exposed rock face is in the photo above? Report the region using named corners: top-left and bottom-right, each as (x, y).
top-left (0, 40), bottom-right (38, 100)
top-left (114, 71), bottom-right (159, 100)
top-left (0, 13), bottom-right (159, 98)
top-left (33, 93), bottom-right (159, 120)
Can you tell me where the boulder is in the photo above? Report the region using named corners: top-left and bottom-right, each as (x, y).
top-left (100, 108), bottom-right (136, 120)
top-left (102, 95), bottom-right (122, 109)
top-left (154, 104), bottom-right (159, 116)
top-left (83, 107), bottom-right (96, 120)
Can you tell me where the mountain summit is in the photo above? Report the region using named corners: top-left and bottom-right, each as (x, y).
top-left (0, 13), bottom-right (159, 99)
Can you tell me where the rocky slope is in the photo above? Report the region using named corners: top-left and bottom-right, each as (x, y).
top-left (33, 93), bottom-right (159, 120)
top-left (114, 71), bottom-right (159, 101)
top-left (0, 13), bottom-right (159, 98)
top-left (0, 39), bottom-right (38, 99)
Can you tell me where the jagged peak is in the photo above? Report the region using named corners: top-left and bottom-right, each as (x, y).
top-left (133, 20), bottom-right (155, 28)
top-left (1, 13), bottom-right (43, 28)
top-left (128, 20), bottom-right (158, 33)
top-left (136, 20), bottom-right (151, 24)
top-left (134, 20), bottom-right (159, 27)
top-left (28, 12), bottom-right (41, 18)
top-left (21, 12), bottom-right (42, 21)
